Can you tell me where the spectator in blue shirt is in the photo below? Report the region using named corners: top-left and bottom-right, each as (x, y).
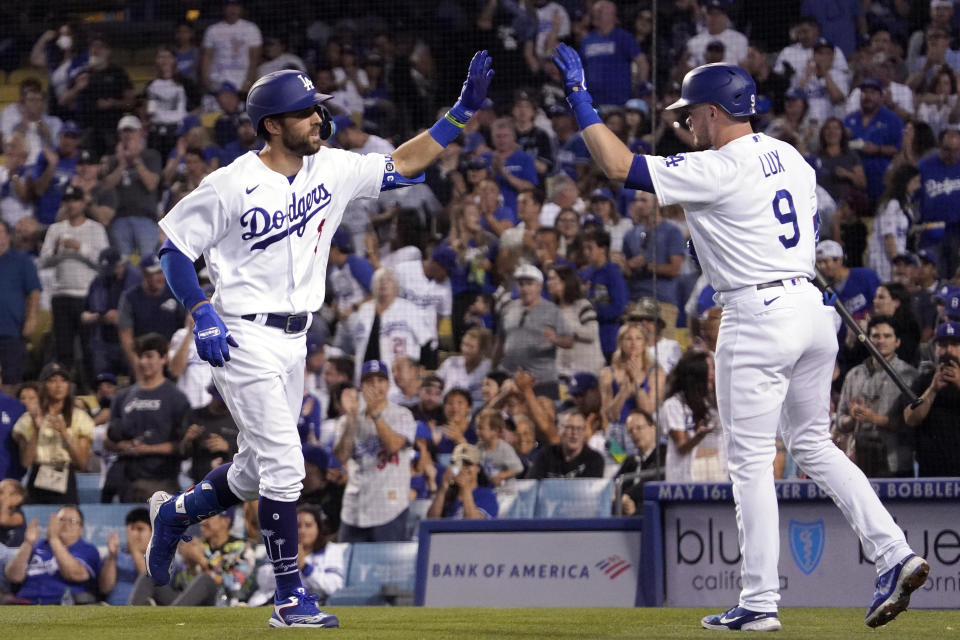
top-left (219, 113), bottom-right (263, 166)
top-left (28, 121), bottom-right (82, 225)
top-left (427, 443), bottom-right (498, 519)
top-left (843, 78), bottom-right (902, 203)
top-left (4, 506), bottom-right (101, 604)
top-left (0, 221), bottom-right (41, 386)
top-left (918, 124), bottom-right (960, 279)
top-left (548, 105), bottom-right (590, 181)
top-left (579, 228), bottom-right (628, 360)
top-left (801, 0), bottom-right (863, 57)
top-left (99, 507), bottom-right (150, 605)
top-left (580, 0), bottom-right (645, 107)
top-left (619, 192), bottom-right (687, 333)
top-left (0, 376), bottom-right (25, 479)
top-left (483, 118), bottom-right (538, 218)
top-left (82, 247), bottom-right (142, 381)
top-left (816, 240), bottom-right (881, 319)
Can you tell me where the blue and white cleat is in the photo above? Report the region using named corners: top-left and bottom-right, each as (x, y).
top-left (864, 554), bottom-right (929, 628)
top-left (270, 587), bottom-right (340, 628)
top-left (144, 491), bottom-right (190, 586)
top-left (701, 606), bottom-right (782, 632)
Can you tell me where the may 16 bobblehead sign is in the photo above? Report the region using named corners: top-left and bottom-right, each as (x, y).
top-left (661, 481), bottom-right (960, 607)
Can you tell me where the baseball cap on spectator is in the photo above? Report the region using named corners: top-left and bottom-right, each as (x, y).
top-left (891, 252), bottom-right (918, 266)
top-left (306, 332), bottom-right (322, 357)
top-left (859, 77), bottom-right (883, 92)
top-left (95, 372), bottom-right (118, 386)
top-left (816, 240), bottom-right (844, 260)
top-left (581, 213), bottom-right (603, 227)
top-left (62, 185), bottom-right (84, 201)
top-left (590, 188), bottom-right (614, 202)
top-left (624, 99), bottom-right (649, 116)
top-left (702, 0), bottom-right (730, 11)
top-left (935, 321), bottom-right (960, 342)
top-left (755, 95), bottom-right (773, 115)
top-left (117, 114), bottom-right (142, 132)
top-left (430, 244), bottom-right (459, 275)
top-left (98, 247), bottom-right (122, 272)
top-left (451, 442), bottom-right (481, 467)
top-left (39, 362), bottom-right (71, 382)
top-left (934, 284), bottom-right (960, 303)
top-left (917, 249), bottom-right (937, 267)
top-left (514, 263), bottom-right (543, 283)
top-left (331, 227), bottom-right (353, 252)
top-left (217, 81), bottom-right (239, 94)
top-left (465, 155), bottom-right (491, 171)
top-left (813, 37), bottom-right (834, 52)
top-left (625, 297), bottom-right (666, 328)
top-left (302, 444), bottom-right (329, 470)
top-left (78, 148), bottom-right (99, 165)
top-left (567, 372), bottom-right (598, 396)
top-left (176, 114), bottom-right (202, 137)
top-left (360, 359), bottom-right (390, 381)
top-left (333, 114), bottom-right (355, 134)
top-left (944, 294), bottom-right (960, 320)
top-left (140, 253), bottom-right (163, 274)
top-left (237, 113), bottom-right (253, 127)
top-left (513, 89), bottom-right (537, 107)
top-left (785, 87), bottom-right (806, 102)
top-left (61, 121), bottom-right (81, 137)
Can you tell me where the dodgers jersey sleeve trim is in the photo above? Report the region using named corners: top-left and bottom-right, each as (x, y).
top-left (624, 154), bottom-right (654, 193)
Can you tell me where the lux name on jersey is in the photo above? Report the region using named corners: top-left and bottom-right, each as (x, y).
top-left (240, 184), bottom-right (332, 250)
top-left (758, 150), bottom-right (786, 179)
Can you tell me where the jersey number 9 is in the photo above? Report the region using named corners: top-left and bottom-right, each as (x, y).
top-left (771, 189), bottom-right (799, 249)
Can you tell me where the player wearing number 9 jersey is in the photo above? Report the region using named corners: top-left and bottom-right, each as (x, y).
top-left (553, 46), bottom-right (928, 632)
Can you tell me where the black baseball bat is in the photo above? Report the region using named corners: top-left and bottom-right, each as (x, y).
top-left (813, 272), bottom-right (923, 409)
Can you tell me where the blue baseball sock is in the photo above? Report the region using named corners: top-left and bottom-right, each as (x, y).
top-left (158, 463), bottom-right (243, 525)
top-left (259, 496), bottom-right (304, 600)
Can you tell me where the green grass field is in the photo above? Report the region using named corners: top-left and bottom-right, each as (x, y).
top-left (1, 606), bottom-right (958, 640)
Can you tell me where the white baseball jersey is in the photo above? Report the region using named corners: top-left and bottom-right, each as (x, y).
top-left (646, 133), bottom-right (817, 292)
top-left (345, 298), bottom-right (432, 384)
top-left (392, 260), bottom-right (452, 346)
top-left (338, 403), bottom-right (416, 528)
top-left (159, 148), bottom-right (386, 316)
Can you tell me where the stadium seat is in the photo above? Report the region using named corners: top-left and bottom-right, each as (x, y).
top-left (22, 503), bottom-right (141, 547)
top-left (497, 479), bottom-right (537, 518)
top-left (534, 477), bottom-right (615, 519)
top-left (406, 498), bottom-right (432, 540)
top-left (326, 541), bottom-right (418, 606)
top-left (75, 472), bottom-right (101, 504)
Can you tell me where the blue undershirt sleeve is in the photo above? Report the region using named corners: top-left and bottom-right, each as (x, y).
top-left (159, 238), bottom-right (207, 312)
top-left (624, 154), bottom-right (654, 193)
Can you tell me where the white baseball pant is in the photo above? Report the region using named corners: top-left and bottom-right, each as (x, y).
top-left (715, 278), bottom-right (913, 612)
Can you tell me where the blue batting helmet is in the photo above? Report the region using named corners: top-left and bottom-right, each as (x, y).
top-left (245, 70), bottom-right (333, 135)
top-left (667, 63), bottom-right (757, 117)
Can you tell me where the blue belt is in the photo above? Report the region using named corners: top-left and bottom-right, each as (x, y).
top-left (241, 313), bottom-right (309, 333)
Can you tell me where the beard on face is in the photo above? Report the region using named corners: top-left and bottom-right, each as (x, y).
top-left (281, 123), bottom-right (322, 157)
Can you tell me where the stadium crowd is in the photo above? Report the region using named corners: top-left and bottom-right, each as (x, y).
top-left (1, 0), bottom-right (960, 605)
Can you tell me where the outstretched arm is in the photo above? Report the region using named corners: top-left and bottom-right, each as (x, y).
top-left (552, 44), bottom-right (645, 186)
top-left (392, 50), bottom-right (494, 177)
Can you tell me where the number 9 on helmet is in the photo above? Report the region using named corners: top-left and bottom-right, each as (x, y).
top-left (245, 70), bottom-right (335, 140)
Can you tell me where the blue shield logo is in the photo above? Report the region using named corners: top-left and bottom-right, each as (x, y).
top-left (789, 519), bottom-right (825, 575)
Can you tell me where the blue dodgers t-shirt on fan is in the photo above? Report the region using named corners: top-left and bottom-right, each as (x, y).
top-left (16, 538), bottom-right (102, 604)
top-left (918, 153), bottom-right (960, 227)
top-left (843, 107), bottom-right (902, 201)
top-left (581, 28), bottom-right (642, 106)
top-left (837, 267), bottom-right (881, 318)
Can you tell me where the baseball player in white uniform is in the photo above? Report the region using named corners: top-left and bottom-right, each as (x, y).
top-left (554, 45), bottom-right (928, 632)
top-left (144, 52), bottom-right (494, 629)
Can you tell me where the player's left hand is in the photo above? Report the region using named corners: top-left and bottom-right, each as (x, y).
top-left (191, 303), bottom-right (239, 367)
top-left (822, 290), bottom-right (837, 306)
top-left (457, 50), bottom-right (494, 115)
top-left (552, 43), bottom-right (587, 94)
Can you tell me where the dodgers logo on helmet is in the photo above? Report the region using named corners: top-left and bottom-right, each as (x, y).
top-left (788, 519), bottom-right (825, 575)
top-left (246, 70), bottom-right (333, 133)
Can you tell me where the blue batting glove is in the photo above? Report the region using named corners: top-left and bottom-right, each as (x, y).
top-left (822, 290), bottom-right (837, 307)
top-left (449, 50), bottom-right (495, 123)
top-left (192, 303), bottom-right (238, 367)
top-left (552, 43), bottom-right (587, 95)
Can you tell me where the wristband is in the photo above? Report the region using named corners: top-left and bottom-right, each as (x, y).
top-left (566, 90), bottom-right (601, 130)
top-left (428, 112), bottom-right (466, 148)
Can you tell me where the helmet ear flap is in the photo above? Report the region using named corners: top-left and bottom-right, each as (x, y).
top-left (318, 105), bottom-right (333, 140)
